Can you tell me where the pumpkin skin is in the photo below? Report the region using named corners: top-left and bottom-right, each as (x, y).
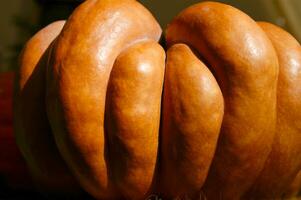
top-left (165, 2), bottom-right (278, 199)
top-left (45, 0), bottom-right (161, 199)
top-left (284, 170), bottom-right (301, 198)
top-left (14, 0), bottom-right (301, 199)
top-left (245, 22), bottom-right (301, 199)
top-left (14, 21), bottom-right (83, 198)
top-left (160, 44), bottom-right (224, 199)
top-left (105, 41), bottom-right (165, 199)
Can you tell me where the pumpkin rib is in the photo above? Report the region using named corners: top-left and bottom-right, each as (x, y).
top-left (105, 40), bottom-right (165, 200)
top-left (45, 0), bottom-right (162, 199)
top-left (14, 21), bottom-right (83, 198)
top-left (14, 1), bottom-right (301, 199)
top-left (165, 2), bottom-right (279, 199)
top-left (160, 43), bottom-right (224, 199)
top-left (245, 22), bottom-right (301, 198)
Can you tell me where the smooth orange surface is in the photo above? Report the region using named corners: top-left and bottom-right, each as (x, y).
top-left (14, 0), bottom-right (301, 199)
top-left (166, 2), bottom-right (278, 199)
top-left (15, 21), bottom-right (82, 198)
top-left (245, 22), bottom-right (301, 199)
top-left (160, 44), bottom-right (223, 199)
top-left (106, 41), bottom-right (165, 199)
top-left (46, 0), bottom-right (161, 199)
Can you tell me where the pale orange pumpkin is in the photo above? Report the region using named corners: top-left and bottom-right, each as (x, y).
top-left (14, 0), bottom-right (301, 199)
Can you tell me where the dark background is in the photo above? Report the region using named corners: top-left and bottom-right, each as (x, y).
top-left (0, 0), bottom-right (301, 73)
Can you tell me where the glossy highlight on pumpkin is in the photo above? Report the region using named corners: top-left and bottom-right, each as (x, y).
top-left (14, 0), bottom-right (301, 199)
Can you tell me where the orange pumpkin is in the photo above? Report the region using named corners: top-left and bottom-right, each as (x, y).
top-left (14, 0), bottom-right (301, 199)
top-left (284, 170), bottom-right (301, 198)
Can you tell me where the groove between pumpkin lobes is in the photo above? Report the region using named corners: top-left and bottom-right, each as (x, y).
top-left (14, 20), bottom-right (83, 199)
top-left (14, 0), bottom-right (301, 199)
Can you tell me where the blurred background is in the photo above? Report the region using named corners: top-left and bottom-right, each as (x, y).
top-left (0, 0), bottom-right (301, 72)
